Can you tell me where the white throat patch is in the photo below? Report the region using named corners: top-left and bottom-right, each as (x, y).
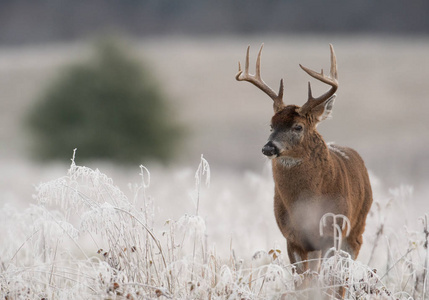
top-left (277, 157), bottom-right (302, 168)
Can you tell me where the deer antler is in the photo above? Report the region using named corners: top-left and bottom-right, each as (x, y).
top-left (235, 44), bottom-right (285, 112)
top-left (298, 44), bottom-right (338, 116)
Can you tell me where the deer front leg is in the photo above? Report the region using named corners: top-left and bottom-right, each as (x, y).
top-left (287, 242), bottom-right (308, 274)
top-left (320, 234), bottom-right (351, 299)
top-left (287, 242), bottom-right (309, 288)
top-left (287, 243), bottom-right (324, 300)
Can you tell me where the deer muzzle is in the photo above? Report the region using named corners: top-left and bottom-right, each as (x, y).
top-left (262, 141), bottom-right (279, 158)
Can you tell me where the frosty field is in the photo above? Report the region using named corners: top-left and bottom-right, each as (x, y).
top-left (0, 36), bottom-right (428, 298)
top-left (0, 153), bottom-right (427, 298)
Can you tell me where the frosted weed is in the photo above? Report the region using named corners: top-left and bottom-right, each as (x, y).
top-left (0, 151), bottom-right (427, 299)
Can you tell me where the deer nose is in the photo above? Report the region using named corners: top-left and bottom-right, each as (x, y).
top-left (262, 141), bottom-right (279, 157)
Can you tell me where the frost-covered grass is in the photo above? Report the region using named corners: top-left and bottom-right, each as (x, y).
top-left (0, 154), bottom-right (428, 299)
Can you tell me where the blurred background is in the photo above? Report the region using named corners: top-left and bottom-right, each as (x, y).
top-left (0, 0), bottom-right (428, 255)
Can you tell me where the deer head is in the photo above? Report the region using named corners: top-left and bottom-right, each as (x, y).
top-left (235, 44), bottom-right (338, 160)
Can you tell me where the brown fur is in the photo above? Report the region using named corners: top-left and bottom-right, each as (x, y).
top-left (236, 45), bottom-right (373, 294)
top-left (269, 105), bottom-right (373, 299)
top-left (272, 105), bottom-right (372, 264)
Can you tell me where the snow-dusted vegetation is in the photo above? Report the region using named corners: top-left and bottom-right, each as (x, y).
top-left (0, 36), bottom-right (428, 299)
top-left (0, 152), bottom-right (427, 299)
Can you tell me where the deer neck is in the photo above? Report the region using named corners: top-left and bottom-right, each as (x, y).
top-left (272, 132), bottom-right (333, 190)
top-left (272, 140), bottom-right (333, 203)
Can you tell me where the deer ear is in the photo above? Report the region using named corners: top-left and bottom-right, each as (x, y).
top-left (313, 94), bottom-right (336, 121)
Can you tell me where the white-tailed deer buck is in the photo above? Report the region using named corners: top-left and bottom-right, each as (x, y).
top-left (235, 44), bottom-right (373, 286)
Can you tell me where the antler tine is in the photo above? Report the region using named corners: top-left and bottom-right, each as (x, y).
top-left (298, 44), bottom-right (339, 115)
top-left (245, 46), bottom-right (250, 74)
top-left (278, 78), bottom-right (284, 100)
top-left (235, 44), bottom-right (285, 112)
top-left (255, 44), bottom-right (263, 80)
top-left (330, 44), bottom-right (338, 80)
top-left (307, 81), bottom-right (313, 99)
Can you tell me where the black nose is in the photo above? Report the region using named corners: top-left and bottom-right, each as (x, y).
top-left (262, 141), bottom-right (278, 157)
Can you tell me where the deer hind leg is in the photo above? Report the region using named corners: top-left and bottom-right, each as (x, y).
top-left (341, 237), bottom-right (357, 259)
top-left (308, 250), bottom-right (322, 273)
top-left (317, 235), bottom-right (359, 299)
top-left (342, 225), bottom-right (364, 259)
top-left (326, 229), bottom-right (364, 299)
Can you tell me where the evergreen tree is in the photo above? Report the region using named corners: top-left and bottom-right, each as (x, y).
top-left (26, 40), bottom-right (184, 164)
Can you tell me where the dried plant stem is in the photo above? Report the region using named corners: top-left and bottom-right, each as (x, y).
top-left (29, 269), bottom-right (98, 293)
top-left (194, 154), bottom-right (210, 216)
top-left (368, 223), bottom-right (384, 266)
top-left (381, 247), bottom-right (415, 280)
top-left (422, 214), bottom-right (429, 299)
top-left (112, 206), bottom-right (171, 291)
top-left (49, 239), bottom-right (59, 287)
top-left (6, 229), bottom-right (41, 270)
top-left (191, 155), bottom-right (210, 283)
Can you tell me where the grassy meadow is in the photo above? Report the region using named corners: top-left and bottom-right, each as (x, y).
top-left (0, 36), bottom-right (428, 298)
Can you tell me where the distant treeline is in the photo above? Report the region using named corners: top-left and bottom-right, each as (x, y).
top-left (0, 0), bottom-right (428, 44)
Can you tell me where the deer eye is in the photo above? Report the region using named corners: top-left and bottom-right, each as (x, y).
top-left (293, 125), bottom-right (303, 132)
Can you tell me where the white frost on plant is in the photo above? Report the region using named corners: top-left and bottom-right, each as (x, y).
top-left (0, 152), bottom-right (427, 299)
top-left (177, 214), bottom-right (207, 238)
top-left (79, 201), bottom-right (118, 234)
top-left (195, 154), bottom-right (211, 188)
